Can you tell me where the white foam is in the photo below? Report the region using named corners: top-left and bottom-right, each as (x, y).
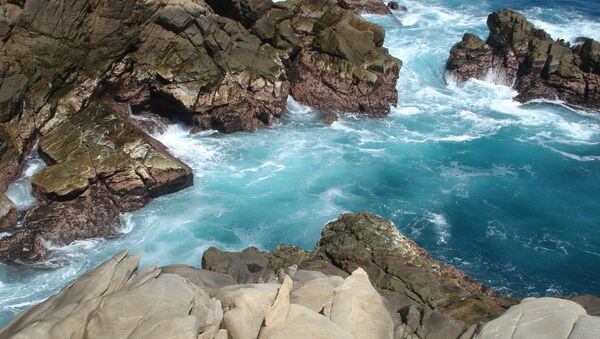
top-left (425, 212), bottom-right (451, 245)
top-left (5, 150), bottom-right (46, 211)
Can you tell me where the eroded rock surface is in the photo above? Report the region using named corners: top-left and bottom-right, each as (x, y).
top-left (447, 8), bottom-right (600, 110)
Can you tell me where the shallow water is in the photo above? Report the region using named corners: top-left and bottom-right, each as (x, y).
top-left (2, 0), bottom-right (600, 327)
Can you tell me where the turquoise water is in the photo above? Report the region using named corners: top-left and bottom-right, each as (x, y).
top-left (2, 0), bottom-right (600, 327)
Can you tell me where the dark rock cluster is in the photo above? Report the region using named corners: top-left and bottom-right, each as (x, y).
top-left (0, 0), bottom-right (401, 264)
top-left (447, 8), bottom-right (600, 110)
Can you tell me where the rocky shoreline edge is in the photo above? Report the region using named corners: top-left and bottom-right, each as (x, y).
top-left (2, 212), bottom-right (599, 339)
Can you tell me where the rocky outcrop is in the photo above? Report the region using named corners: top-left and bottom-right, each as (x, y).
top-left (202, 212), bottom-right (517, 325)
top-left (0, 0), bottom-right (401, 263)
top-left (3, 216), bottom-right (599, 339)
top-left (475, 297), bottom-right (600, 339)
top-left (446, 8), bottom-right (600, 110)
top-left (337, 0), bottom-right (391, 15)
top-left (252, 0), bottom-right (402, 116)
top-left (0, 100), bottom-right (193, 264)
top-left (0, 250), bottom-right (400, 339)
top-left (0, 192), bottom-right (16, 232)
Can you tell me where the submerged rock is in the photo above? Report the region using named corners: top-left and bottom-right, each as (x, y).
top-left (446, 8), bottom-right (600, 110)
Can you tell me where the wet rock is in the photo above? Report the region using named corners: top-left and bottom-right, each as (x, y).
top-left (0, 229), bottom-right (48, 264)
top-left (0, 192), bottom-right (17, 232)
top-left (447, 8), bottom-right (600, 110)
top-left (202, 247), bottom-right (278, 284)
top-left (205, 0), bottom-right (272, 27)
top-left (337, 0), bottom-right (391, 15)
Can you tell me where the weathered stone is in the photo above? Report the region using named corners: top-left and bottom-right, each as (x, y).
top-left (0, 250), bottom-right (223, 339)
top-left (475, 297), bottom-right (587, 339)
top-left (161, 264), bottom-right (237, 297)
top-left (330, 268), bottom-right (394, 339)
top-left (0, 192), bottom-right (17, 232)
top-left (216, 283), bottom-right (280, 339)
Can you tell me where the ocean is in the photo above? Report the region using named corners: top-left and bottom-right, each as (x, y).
top-left (1, 0), bottom-right (600, 326)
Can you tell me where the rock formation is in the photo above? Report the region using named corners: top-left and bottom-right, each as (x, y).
top-left (0, 0), bottom-right (401, 264)
top-left (202, 212), bottom-right (517, 325)
top-left (446, 8), bottom-right (600, 110)
top-left (3, 215), bottom-right (599, 338)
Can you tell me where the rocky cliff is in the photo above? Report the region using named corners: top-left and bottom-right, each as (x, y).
top-left (0, 0), bottom-right (401, 264)
top-left (446, 8), bottom-right (600, 110)
top-left (2, 213), bottom-right (599, 339)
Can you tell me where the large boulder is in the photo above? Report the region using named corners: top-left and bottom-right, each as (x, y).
top-left (0, 192), bottom-right (17, 232)
top-left (475, 297), bottom-right (600, 339)
top-left (446, 8), bottom-right (600, 110)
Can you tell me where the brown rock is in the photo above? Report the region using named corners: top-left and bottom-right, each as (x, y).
top-left (446, 8), bottom-right (600, 110)
top-left (0, 192), bottom-right (17, 232)
top-left (337, 0), bottom-right (391, 15)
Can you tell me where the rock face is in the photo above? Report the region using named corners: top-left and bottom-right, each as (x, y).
top-left (447, 8), bottom-right (600, 110)
top-left (257, 0), bottom-right (401, 116)
top-left (0, 193), bottom-right (16, 232)
top-left (337, 0), bottom-right (391, 15)
top-left (475, 297), bottom-right (600, 339)
top-left (202, 212), bottom-right (517, 325)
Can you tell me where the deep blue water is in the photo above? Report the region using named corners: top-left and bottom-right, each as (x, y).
top-left (1, 0), bottom-right (600, 327)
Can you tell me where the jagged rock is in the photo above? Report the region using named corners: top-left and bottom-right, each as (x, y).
top-left (205, 0), bottom-right (271, 27)
top-left (0, 192), bottom-right (17, 232)
top-left (446, 8), bottom-right (600, 110)
top-left (201, 212), bottom-right (514, 325)
top-left (0, 250), bottom-right (223, 339)
top-left (259, 275), bottom-right (353, 339)
top-left (337, 0), bottom-right (391, 15)
top-left (311, 212), bottom-right (515, 324)
top-left (475, 297), bottom-right (600, 339)
top-left (202, 246), bottom-right (278, 284)
top-left (33, 101), bottom-right (193, 210)
top-left (253, 0), bottom-right (401, 116)
top-left (330, 268), bottom-right (395, 339)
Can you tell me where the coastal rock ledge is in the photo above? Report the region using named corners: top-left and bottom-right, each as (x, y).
top-left (3, 212), bottom-right (600, 338)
